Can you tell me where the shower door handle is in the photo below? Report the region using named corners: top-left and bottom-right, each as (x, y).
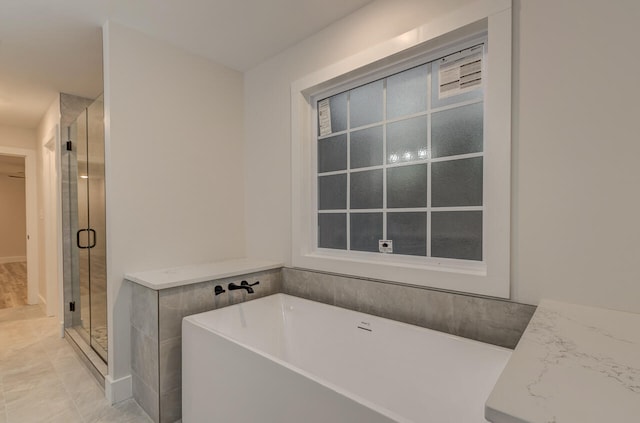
top-left (88, 229), bottom-right (97, 249)
top-left (76, 229), bottom-right (90, 249)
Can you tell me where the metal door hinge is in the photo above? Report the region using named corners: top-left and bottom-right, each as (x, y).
top-left (66, 141), bottom-right (72, 151)
top-left (69, 301), bottom-right (76, 312)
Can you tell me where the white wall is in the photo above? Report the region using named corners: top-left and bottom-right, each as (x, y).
top-left (36, 97), bottom-right (61, 316)
top-left (0, 174), bottom-right (26, 259)
top-left (511, 0), bottom-right (640, 311)
top-left (0, 125), bottom-right (37, 150)
top-left (103, 21), bottom-right (246, 395)
top-left (244, 0), bottom-right (640, 313)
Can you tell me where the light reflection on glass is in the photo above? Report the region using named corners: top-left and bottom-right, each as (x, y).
top-left (389, 148), bottom-right (431, 164)
top-left (418, 148), bottom-right (430, 159)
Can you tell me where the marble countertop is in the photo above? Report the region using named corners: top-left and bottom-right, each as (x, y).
top-left (485, 299), bottom-right (640, 423)
top-left (125, 258), bottom-right (283, 290)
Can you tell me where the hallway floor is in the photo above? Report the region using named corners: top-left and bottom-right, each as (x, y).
top-left (0, 304), bottom-right (152, 423)
top-left (0, 262), bottom-right (27, 309)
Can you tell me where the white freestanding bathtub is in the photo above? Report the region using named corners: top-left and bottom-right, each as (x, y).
top-left (182, 294), bottom-right (511, 423)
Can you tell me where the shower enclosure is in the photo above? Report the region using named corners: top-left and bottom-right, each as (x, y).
top-left (62, 94), bottom-right (107, 364)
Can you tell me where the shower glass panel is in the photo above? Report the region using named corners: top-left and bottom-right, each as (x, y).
top-left (63, 94), bottom-right (107, 364)
top-left (75, 109), bottom-right (91, 346)
top-left (87, 96), bottom-right (107, 360)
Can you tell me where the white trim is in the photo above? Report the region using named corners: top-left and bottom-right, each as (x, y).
top-left (105, 374), bottom-right (132, 404)
top-left (0, 146), bottom-right (39, 304)
top-left (291, 0), bottom-right (511, 298)
top-left (0, 256), bottom-right (27, 264)
top-left (38, 293), bottom-right (47, 306)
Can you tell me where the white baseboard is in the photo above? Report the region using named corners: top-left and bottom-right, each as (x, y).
top-left (105, 374), bottom-right (132, 405)
top-left (0, 256), bottom-right (27, 264)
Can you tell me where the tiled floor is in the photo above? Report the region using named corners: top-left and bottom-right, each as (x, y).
top-left (0, 304), bottom-right (152, 423)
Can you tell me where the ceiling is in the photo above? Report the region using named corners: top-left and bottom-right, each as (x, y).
top-left (0, 0), bottom-right (373, 128)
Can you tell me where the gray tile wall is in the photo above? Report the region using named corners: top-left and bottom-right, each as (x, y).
top-left (129, 268), bottom-right (282, 423)
top-left (130, 282), bottom-right (159, 423)
top-left (281, 267), bottom-right (535, 349)
top-left (131, 266), bottom-right (534, 422)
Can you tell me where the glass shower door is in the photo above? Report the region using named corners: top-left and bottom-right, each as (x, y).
top-left (66, 94), bottom-right (107, 363)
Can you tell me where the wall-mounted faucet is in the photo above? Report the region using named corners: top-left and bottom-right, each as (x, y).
top-left (214, 285), bottom-right (226, 296)
top-left (228, 280), bottom-right (260, 294)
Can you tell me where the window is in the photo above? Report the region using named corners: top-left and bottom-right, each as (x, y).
top-left (316, 43), bottom-right (485, 263)
top-left (291, 1), bottom-right (512, 298)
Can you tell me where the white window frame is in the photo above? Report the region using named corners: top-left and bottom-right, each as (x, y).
top-left (291, 0), bottom-right (512, 298)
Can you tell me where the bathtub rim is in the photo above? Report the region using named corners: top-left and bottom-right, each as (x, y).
top-left (183, 293), bottom-right (511, 423)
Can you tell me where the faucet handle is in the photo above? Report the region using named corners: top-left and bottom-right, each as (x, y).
top-left (214, 285), bottom-right (226, 296)
top-left (241, 280), bottom-right (260, 287)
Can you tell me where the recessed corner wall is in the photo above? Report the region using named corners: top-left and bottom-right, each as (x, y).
top-left (103, 21), bottom-right (246, 385)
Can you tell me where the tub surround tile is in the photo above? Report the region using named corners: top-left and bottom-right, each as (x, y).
top-left (451, 295), bottom-right (535, 349)
top-left (131, 283), bottom-right (159, 341)
top-left (132, 371), bottom-right (159, 423)
top-left (131, 326), bottom-right (159, 390)
top-left (129, 267), bottom-right (283, 423)
top-left (282, 268), bottom-right (336, 305)
top-left (282, 267), bottom-right (534, 349)
top-left (486, 300), bottom-right (640, 423)
top-left (410, 287), bottom-right (456, 334)
top-left (158, 268), bottom-right (282, 342)
top-left (159, 337), bottom-right (181, 394)
top-left (160, 388), bottom-right (181, 423)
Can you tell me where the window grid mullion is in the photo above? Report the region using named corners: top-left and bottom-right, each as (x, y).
top-left (346, 91), bottom-right (351, 252)
top-left (426, 61), bottom-right (433, 258)
top-left (382, 78), bottom-right (388, 243)
top-left (316, 44), bottom-right (486, 260)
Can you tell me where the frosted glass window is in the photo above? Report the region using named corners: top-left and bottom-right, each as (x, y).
top-left (318, 214), bottom-right (347, 250)
top-left (387, 164), bottom-right (428, 208)
top-left (314, 40), bottom-right (487, 264)
top-left (351, 213), bottom-right (383, 252)
top-left (351, 169), bottom-right (383, 209)
top-left (318, 174), bottom-right (346, 210)
top-left (387, 64), bottom-right (428, 119)
top-left (317, 92), bottom-right (347, 135)
top-left (388, 212), bottom-right (427, 256)
top-left (432, 157), bottom-right (483, 207)
top-left (387, 116), bottom-right (428, 164)
top-left (350, 126), bottom-right (383, 169)
top-left (432, 103), bottom-right (483, 158)
top-left (318, 134), bottom-right (347, 173)
top-left (350, 80), bottom-right (383, 128)
top-left (431, 211), bottom-right (482, 261)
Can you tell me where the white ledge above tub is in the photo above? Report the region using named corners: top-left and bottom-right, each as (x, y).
top-left (485, 299), bottom-right (640, 423)
top-left (125, 258), bottom-right (283, 290)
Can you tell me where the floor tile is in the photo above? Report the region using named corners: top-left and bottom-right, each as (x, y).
top-left (0, 304), bottom-right (151, 423)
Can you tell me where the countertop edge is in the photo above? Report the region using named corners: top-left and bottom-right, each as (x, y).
top-left (125, 259), bottom-right (284, 290)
